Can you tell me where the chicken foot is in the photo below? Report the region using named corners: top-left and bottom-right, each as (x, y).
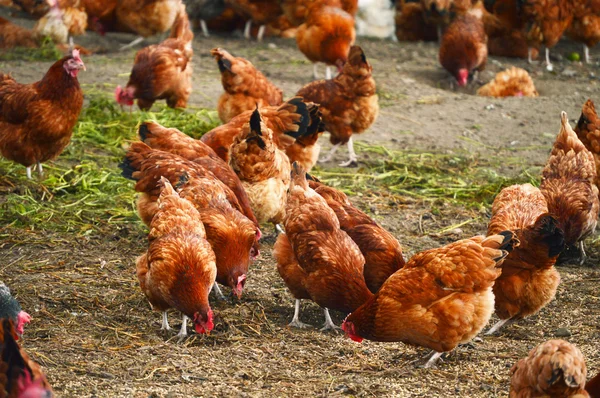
top-left (584, 45), bottom-right (591, 64)
top-left (288, 299), bottom-right (311, 328)
top-left (485, 318), bottom-right (513, 335)
top-left (320, 308), bottom-right (341, 332)
top-left (579, 240), bottom-right (587, 266)
top-left (176, 315), bottom-right (188, 340)
top-left (424, 351), bottom-right (444, 368)
top-left (26, 162), bottom-right (44, 179)
top-left (200, 20), bottom-right (210, 37)
top-left (339, 137), bottom-right (358, 167)
top-left (318, 143), bottom-right (341, 163)
top-left (212, 283), bottom-right (226, 300)
top-left (120, 36), bottom-right (145, 51)
top-left (161, 311), bottom-right (171, 331)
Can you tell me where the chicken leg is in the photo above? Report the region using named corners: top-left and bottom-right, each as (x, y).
top-left (485, 318), bottom-right (512, 335)
top-left (318, 143), bottom-right (341, 163)
top-left (212, 283), bottom-right (226, 300)
top-left (339, 137), bottom-right (358, 167)
top-left (325, 66), bottom-right (332, 80)
top-left (544, 48), bottom-right (553, 71)
top-left (200, 19), bottom-right (210, 37)
top-left (288, 299), bottom-right (311, 328)
top-left (257, 25), bottom-right (266, 41)
top-left (26, 166), bottom-right (33, 180)
top-left (320, 308), bottom-right (341, 331)
top-left (36, 162), bottom-right (43, 177)
top-left (528, 47), bottom-right (535, 64)
top-left (244, 20), bottom-right (252, 39)
top-left (176, 315), bottom-right (188, 340)
top-left (161, 311), bottom-right (171, 331)
top-left (579, 241), bottom-right (587, 266)
top-left (424, 351), bottom-right (444, 368)
top-left (120, 36), bottom-right (145, 51)
top-left (584, 45), bottom-right (591, 64)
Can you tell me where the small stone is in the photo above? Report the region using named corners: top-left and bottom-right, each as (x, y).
top-left (555, 327), bottom-right (571, 337)
top-left (485, 104), bottom-right (495, 110)
top-left (562, 68), bottom-right (577, 77)
top-left (267, 43), bottom-right (277, 49)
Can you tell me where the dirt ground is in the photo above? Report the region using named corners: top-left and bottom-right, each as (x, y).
top-left (1, 9), bottom-right (600, 397)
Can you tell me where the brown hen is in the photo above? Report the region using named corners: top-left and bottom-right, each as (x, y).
top-left (574, 99), bottom-right (600, 192)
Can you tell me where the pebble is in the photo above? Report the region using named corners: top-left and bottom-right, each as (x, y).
top-left (554, 327), bottom-right (572, 337)
top-left (562, 68), bottom-right (577, 77)
top-left (267, 43), bottom-right (277, 49)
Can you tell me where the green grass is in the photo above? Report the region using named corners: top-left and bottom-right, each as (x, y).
top-left (0, 37), bottom-right (62, 62)
top-left (0, 95), bottom-right (220, 237)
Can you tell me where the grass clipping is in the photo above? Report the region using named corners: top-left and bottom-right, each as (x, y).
top-left (0, 96), bottom-right (219, 236)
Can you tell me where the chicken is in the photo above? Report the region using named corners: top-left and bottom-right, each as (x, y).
top-left (540, 112), bottom-right (600, 265)
top-left (477, 67), bottom-right (538, 98)
top-left (574, 99), bottom-right (600, 191)
top-left (211, 47), bottom-right (284, 123)
top-left (420, 0), bottom-right (476, 39)
top-left (510, 340), bottom-right (589, 397)
top-left (0, 50), bottom-right (85, 179)
top-left (588, 372), bottom-right (600, 398)
top-left (296, 0), bottom-right (356, 79)
top-left (0, 16), bottom-right (40, 49)
top-left (136, 177), bottom-right (217, 338)
top-left (486, 184), bottom-right (564, 334)
top-left (355, 0), bottom-right (396, 40)
top-left (395, 2), bottom-right (438, 42)
top-left (342, 231), bottom-right (517, 368)
top-left (115, 5), bottom-right (193, 110)
top-left (229, 109), bottom-right (291, 226)
top-left (34, 0), bottom-right (88, 44)
top-left (566, 1), bottom-right (600, 64)
top-left (136, 121), bottom-right (260, 232)
top-left (0, 283), bottom-right (31, 339)
top-left (439, 9), bottom-right (487, 87)
top-left (273, 162), bottom-right (372, 330)
top-left (488, 30), bottom-right (539, 59)
top-left (307, 175), bottom-right (405, 293)
top-left (200, 97), bottom-right (324, 171)
top-left (296, 45), bottom-right (378, 167)
top-left (184, 0), bottom-right (226, 36)
top-left (122, 146), bottom-right (257, 300)
top-left (116, 0), bottom-right (183, 50)
top-left (225, 0), bottom-right (283, 40)
top-left (519, 0), bottom-right (574, 70)
top-left (8, 0), bottom-right (49, 16)
top-left (0, 318), bottom-right (53, 398)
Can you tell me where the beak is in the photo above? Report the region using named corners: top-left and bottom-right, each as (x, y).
top-left (80, 62), bottom-right (87, 71)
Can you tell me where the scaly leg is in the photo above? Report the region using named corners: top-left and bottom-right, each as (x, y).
top-left (339, 137), bottom-right (358, 167)
top-left (26, 166), bottom-right (32, 180)
top-left (176, 315), bottom-right (188, 340)
top-left (424, 351), bottom-right (444, 368)
top-left (485, 318), bottom-right (512, 335)
top-left (528, 47), bottom-right (534, 64)
top-left (119, 36), bottom-right (144, 51)
top-left (584, 45), bottom-right (591, 64)
top-left (244, 20), bottom-right (252, 39)
top-left (313, 63), bottom-right (319, 79)
top-left (288, 299), bottom-right (311, 328)
top-left (161, 311), bottom-right (171, 331)
top-left (200, 19), bottom-right (209, 37)
top-left (320, 308), bottom-right (341, 332)
top-left (545, 48), bottom-right (553, 71)
top-left (257, 25), bottom-right (266, 41)
top-left (318, 143), bottom-right (341, 163)
top-left (325, 66), bottom-right (332, 79)
top-left (275, 224), bottom-right (285, 234)
top-left (579, 241), bottom-right (587, 266)
top-left (36, 162), bottom-right (43, 177)
top-left (212, 283), bottom-right (226, 300)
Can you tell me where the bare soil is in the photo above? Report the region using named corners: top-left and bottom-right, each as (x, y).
top-left (1, 9), bottom-right (600, 397)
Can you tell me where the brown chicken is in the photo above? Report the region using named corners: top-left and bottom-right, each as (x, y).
top-left (307, 175), bottom-right (405, 293)
top-left (211, 47), bottom-right (284, 123)
top-left (116, 0), bottom-right (183, 50)
top-left (34, 0), bottom-right (88, 44)
top-left (395, 2), bottom-right (438, 42)
top-left (0, 318), bottom-right (53, 397)
top-left (229, 109), bottom-right (291, 225)
top-left (0, 16), bottom-right (40, 49)
top-left (477, 67), bottom-right (538, 97)
top-left (482, 0), bottom-right (538, 59)
top-left (342, 231), bottom-right (517, 368)
top-left (137, 177), bottom-right (217, 337)
top-left (200, 97), bottom-right (324, 171)
top-left (519, 0), bottom-right (574, 69)
top-left (296, 0), bottom-right (356, 79)
top-left (486, 184), bottom-right (564, 335)
top-left (296, 45), bottom-right (378, 166)
top-left (225, 0), bottom-right (283, 40)
top-left (115, 5), bottom-right (193, 110)
top-left (574, 99), bottom-right (600, 192)
top-left (0, 50), bottom-right (85, 179)
top-left (588, 372), bottom-right (600, 398)
top-left (273, 162), bottom-right (372, 330)
top-left (510, 340), bottom-right (589, 397)
top-left (282, 0), bottom-right (357, 26)
top-left (439, 9), bottom-right (487, 87)
top-left (137, 121), bottom-right (260, 232)
top-left (121, 144), bottom-right (258, 299)
top-left (567, 1), bottom-right (600, 64)
top-left (540, 112), bottom-right (599, 265)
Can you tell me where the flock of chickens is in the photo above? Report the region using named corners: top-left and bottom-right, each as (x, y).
top-left (1, 0), bottom-right (600, 396)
